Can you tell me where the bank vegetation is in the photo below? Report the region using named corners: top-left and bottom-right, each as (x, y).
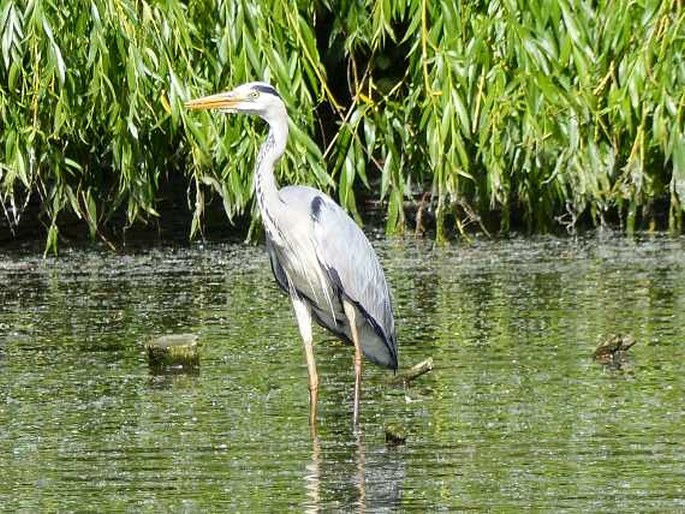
top-left (1, 0), bottom-right (683, 250)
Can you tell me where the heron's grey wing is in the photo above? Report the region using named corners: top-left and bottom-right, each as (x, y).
top-left (265, 235), bottom-right (288, 294)
top-left (308, 193), bottom-right (398, 370)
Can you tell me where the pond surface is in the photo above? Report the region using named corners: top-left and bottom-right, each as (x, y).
top-left (1, 235), bottom-right (684, 511)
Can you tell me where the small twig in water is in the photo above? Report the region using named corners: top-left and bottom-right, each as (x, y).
top-left (390, 357), bottom-right (434, 387)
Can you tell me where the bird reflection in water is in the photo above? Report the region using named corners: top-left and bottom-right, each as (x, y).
top-left (303, 427), bottom-right (405, 512)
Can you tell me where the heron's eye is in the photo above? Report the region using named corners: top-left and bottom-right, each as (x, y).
top-left (250, 91), bottom-right (260, 99)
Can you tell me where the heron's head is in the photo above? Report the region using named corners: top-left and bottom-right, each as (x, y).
top-left (185, 82), bottom-right (286, 124)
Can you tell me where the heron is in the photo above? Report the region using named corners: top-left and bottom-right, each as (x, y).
top-left (185, 82), bottom-right (398, 425)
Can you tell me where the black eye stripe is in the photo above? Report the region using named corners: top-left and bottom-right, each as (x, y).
top-left (252, 84), bottom-right (281, 99)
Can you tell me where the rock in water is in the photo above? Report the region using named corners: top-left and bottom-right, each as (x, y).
top-left (146, 334), bottom-right (200, 370)
top-left (385, 423), bottom-right (407, 446)
top-left (593, 334), bottom-right (637, 368)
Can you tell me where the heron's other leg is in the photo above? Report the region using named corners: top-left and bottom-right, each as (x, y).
top-left (343, 300), bottom-right (363, 425)
top-left (292, 298), bottom-right (318, 427)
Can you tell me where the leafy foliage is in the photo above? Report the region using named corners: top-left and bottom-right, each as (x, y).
top-left (1, 0), bottom-right (683, 250)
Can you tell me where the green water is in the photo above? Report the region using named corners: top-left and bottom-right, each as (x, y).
top-left (1, 235), bottom-right (684, 511)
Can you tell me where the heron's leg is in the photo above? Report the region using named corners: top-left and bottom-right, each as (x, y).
top-left (343, 300), bottom-right (362, 425)
top-left (292, 298), bottom-right (318, 427)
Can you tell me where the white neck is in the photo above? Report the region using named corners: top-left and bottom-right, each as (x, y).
top-left (254, 109), bottom-right (288, 232)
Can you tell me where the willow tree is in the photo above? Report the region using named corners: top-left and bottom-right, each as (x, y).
top-left (0, 0), bottom-right (683, 251)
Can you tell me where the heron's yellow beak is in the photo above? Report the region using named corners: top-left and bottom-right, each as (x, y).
top-left (185, 91), bottom-right (244, 111)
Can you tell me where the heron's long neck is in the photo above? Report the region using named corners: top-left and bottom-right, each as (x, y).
top-left (254, 117), bottom-right (288, 227)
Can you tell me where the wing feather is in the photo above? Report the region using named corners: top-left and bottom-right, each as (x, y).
top-left (309, 194), bottom-right (397, 369)
top-left (274, 185), bottom-right (397, 369)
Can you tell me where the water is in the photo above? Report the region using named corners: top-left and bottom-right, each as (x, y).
top-left (1, 235), bottom-right (684, 511)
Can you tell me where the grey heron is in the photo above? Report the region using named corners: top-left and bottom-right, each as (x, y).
top-left (186, 82), bottom-right (397, 426)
